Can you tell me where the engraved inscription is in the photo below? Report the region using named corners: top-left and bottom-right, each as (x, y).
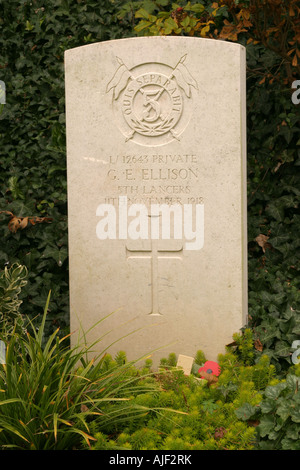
top-left (83, 152), bottom-right (203, 206)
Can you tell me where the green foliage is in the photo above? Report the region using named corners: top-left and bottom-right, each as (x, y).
top-left (0, 292), bottom-right (160, 450)
top-left (0, 263), bottom-right (28, 336)
top-left (194, 350), bottom-right (206, 366)
top-left (246, 71), bottom-right (300, 372)
top-left (0, 263), bottom-right (27, 317)
top-left (159, 352), bottom-right (178, 369)
top-left (90, 347), bottom-right (279, 450)
top-left (0, 267), bottom-right (296, 451)
top-left (118, 0), bottom-right (214, 37)
top-left (217, 353), bottom-right (276, 402)
top-left (236, 364), bottom-right (300, 450)
top-left (230, 329), bottom-right (256, 365)
top-left (0, 0), bottom-right (134, 339)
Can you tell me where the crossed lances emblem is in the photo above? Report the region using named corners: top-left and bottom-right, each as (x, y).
top-left (106, 54), bottom-right (198, 142)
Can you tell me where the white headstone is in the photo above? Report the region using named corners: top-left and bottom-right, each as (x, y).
top-left (65, 37), bottom-right (247, 367)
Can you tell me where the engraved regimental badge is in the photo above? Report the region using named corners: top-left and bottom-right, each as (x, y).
top-left (106, 55), bottom-right (198, 146)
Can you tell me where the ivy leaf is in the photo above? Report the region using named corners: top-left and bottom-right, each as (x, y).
top-left (42, 245), bottom-right (68, 267)
top-left (7, 176), bottom-right (25, 200)
top-left (25, 20), bottom-right (34, 31)
top-left (266, 202), bottom-right (284, 221)
top-left (292, 322), bottom-right (300, 335)
top-left (275, 340), bottom-right (291, 357)
top-left (259, 324), bottom-right (280, 344)
top-left (270, 233), bottom-right (290, 249)
top-left (260, 291), bottom-right (273, 304)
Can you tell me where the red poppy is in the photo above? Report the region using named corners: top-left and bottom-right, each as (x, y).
top-left (198, 361), bottom-right (221, 378)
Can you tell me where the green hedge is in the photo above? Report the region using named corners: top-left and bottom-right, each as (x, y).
top-left (0, 0), bottom-right (134, 337)
top-left (246, 77), bottom-right (300, 372)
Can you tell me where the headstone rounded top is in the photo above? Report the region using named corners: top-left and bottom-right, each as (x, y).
top-left (65, 34), bottom-right (247, 368)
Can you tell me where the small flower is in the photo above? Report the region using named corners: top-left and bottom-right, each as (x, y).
top-left (198, 360), bottom-right (221, 378)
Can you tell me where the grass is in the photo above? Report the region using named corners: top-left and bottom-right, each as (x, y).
top-left (0, 292), bottom-right (159, 450)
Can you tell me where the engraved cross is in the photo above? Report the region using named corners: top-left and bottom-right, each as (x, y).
top-left (126, 225), bottom-right (183, 316)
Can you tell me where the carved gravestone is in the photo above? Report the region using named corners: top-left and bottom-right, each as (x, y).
top-left (65, 37), bottom-right (247, 367)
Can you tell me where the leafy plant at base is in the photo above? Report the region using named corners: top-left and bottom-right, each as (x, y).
top-left (90, 343), bottom-right (278, 450)
top-left (236, 364), bottom-right (300, 450)
top-left (0, 263), bottom-right (28, 337)
top-left (0, 270), bottom-right (289, 451)
top-left (227, 329), bottom-right (256, 366)
top-left (0, 291), bottom-right (160, 450)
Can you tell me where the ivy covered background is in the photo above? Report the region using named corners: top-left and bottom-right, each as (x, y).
top-left (0, 0), bottom-right (299, 373)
